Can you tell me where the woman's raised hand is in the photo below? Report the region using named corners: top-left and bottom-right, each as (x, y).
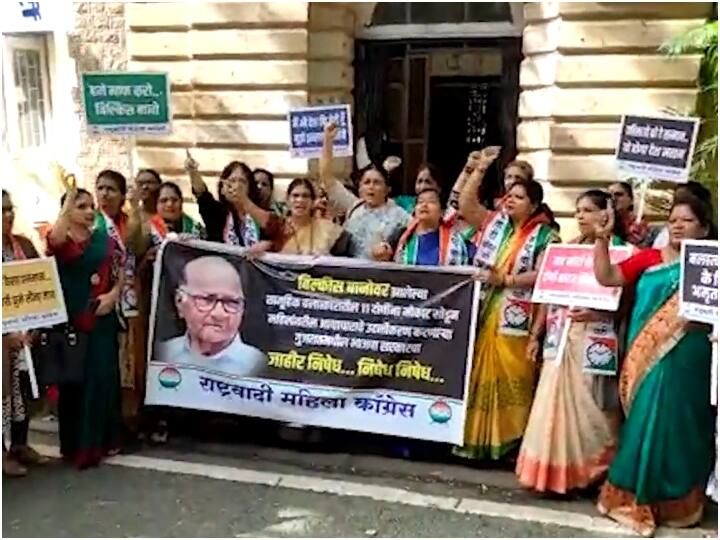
top-left (594, 201), bottom-right (615, 240)
top-left (184, 149), bottom-right (207, 194)
top-left (323, 122), bottom-right (338, 144)
top-left (60, 173), bottom-right (78, 216)
top-left (371, 242), bottom-right (393, 262)
top-left (478, 146), bottom-right (501, 168)
top-left (184, 149), bottom-right (199, 172)
top-left (127, 184), bottom-right (141, 211)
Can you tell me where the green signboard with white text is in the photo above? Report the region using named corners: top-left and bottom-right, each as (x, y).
top-left (82, 72), bottom-right (171, 136)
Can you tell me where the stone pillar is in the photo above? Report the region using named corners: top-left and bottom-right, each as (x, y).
top-left (307, 3), bottom-right (356, 182)
top-left (517, 2), bottom-right (711, 234)
top-left (70, 2), bottom-right (131, 185)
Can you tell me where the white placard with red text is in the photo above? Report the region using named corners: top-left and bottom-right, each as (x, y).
top-left (532, 244), bottom-right (633, 311)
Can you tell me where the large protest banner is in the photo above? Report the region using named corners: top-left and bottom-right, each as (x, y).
top-left (615, 115), bottom-right (699, 183)
top-left (679, 240), bottom-right (718, 325)
top-left (2, 257), bottom-right (67, 333)
top-left (288, 104), bottom-right (353, 159)
top-left (82, 72), bottom-right (171, 136)
top-left (145, 240), bottom-right (480, 444)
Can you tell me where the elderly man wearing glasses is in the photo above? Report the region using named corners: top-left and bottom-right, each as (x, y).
top-left (157, 256), bottom-right (266, 377)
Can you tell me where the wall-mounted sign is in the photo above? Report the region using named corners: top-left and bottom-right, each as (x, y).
top-left (82, 72), bottom-right (172, 136)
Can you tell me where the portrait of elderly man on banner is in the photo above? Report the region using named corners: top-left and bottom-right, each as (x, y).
top-left (156, 255), bottom-right (267, 378)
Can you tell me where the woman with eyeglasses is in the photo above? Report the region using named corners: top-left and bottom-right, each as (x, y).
top-left (234, 177), bottom-right (348, 256)
top-left (184, 150), bottom-right (264, 247)
top-left (46, 179), bottom-right (124, 469)
top-left (2, 190), bottom-right (50, 477)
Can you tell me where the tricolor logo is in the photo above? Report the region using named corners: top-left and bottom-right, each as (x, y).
top-left (158, 367), bottom-right (182, 389)
top-left (428, 400), bottom-right (452, 424)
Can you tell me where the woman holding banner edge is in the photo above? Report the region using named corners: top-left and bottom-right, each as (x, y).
top-left (515, 190), bottom-right (626, 494)
top-left (592, 194), bottom-right (715, 536)
top-left (453, 146), bottom-right (558, 462)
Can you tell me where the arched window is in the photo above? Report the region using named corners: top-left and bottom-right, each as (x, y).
top-left (361, 2), bottom-right (522, 39)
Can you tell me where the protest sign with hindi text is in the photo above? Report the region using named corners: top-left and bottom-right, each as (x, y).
top-left (288, 104), bottom-right (353, 159)
top-left (2, 257), bottom-right (67, 333)
top-left (680, 240), bottom-right (718, 325)
top-left (145, 240), bottom-right (480, 444)
top-left (82, 72), bottom-right (171, 136)
top-left (532, 244), bottom-right (633, 311)
top-left (615, 115), bottom-right (699, 183)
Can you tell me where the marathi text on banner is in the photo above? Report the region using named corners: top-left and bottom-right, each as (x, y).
top-left (680, 240), bottom-right (719, 324)
top-left (532, 244), bottom-right (632, 311)
top-left (2, 257), bottom-right (68, 333)
top-left (145, 240), bottom-right (480, 444)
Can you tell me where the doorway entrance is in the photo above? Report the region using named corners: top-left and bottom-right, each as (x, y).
top-left (353, 3), bottom-right (523, 206)
top-left (355, 40), bottom-right (521, 205)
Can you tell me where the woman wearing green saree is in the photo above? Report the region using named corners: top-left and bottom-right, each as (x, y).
top-left (47, 186), bottom-right (123, 469)
top-left (593, 196), bottom-right (716, 536)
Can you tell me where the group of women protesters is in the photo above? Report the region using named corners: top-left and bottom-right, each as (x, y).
top-left (2, 120), bottom-right (717, 538)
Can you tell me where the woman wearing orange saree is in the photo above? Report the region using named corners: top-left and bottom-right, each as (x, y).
top-left (593, 195), bottom-right (716, 537)
top-left (454, 147), bottom-right (558, 460)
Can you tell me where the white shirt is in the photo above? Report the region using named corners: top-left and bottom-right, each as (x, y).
top-left (158, 333), bottom-right (266, 378)
top-left (652, 226), bottom-right (670, 249)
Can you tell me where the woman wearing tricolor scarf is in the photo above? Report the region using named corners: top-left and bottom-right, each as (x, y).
top-left (386, 188), bottom-right (469, 267)
top-left (516, 190), bottom-right (626, 495)
top-left (184, 150), bottom-right (263, 247)
top-left (149, 182), bottom-right (205, 242)
top-left (454, 146), bottom-right (558, 462)
top-left (234, 177), bottom-right (347, 256)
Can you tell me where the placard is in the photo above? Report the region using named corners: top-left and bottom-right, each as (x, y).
top-left (615, 114), bottom-right (700, 183)
top-left (532, 244), bottom-right (633, 311)
top-left (288, 104), bottom-right (353, 159)
top-left (2, 257), bottom-right (67, 333)
top-left (145, 240), bottom-right (480, 444)
top-left (82, 72), bottom-right (171, 136)
top-left (679, 240), bottom-right (718, 324)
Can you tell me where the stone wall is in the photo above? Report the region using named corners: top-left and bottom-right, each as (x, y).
top-left (70, 2), bottom-right (131, 186)
top-left (126, 2), bottom-right (313, 201)
top-left (517, 2), bottom-right (713, 233)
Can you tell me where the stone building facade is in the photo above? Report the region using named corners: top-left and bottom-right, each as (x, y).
top-left (1, 2), bottom-right (714, 240)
